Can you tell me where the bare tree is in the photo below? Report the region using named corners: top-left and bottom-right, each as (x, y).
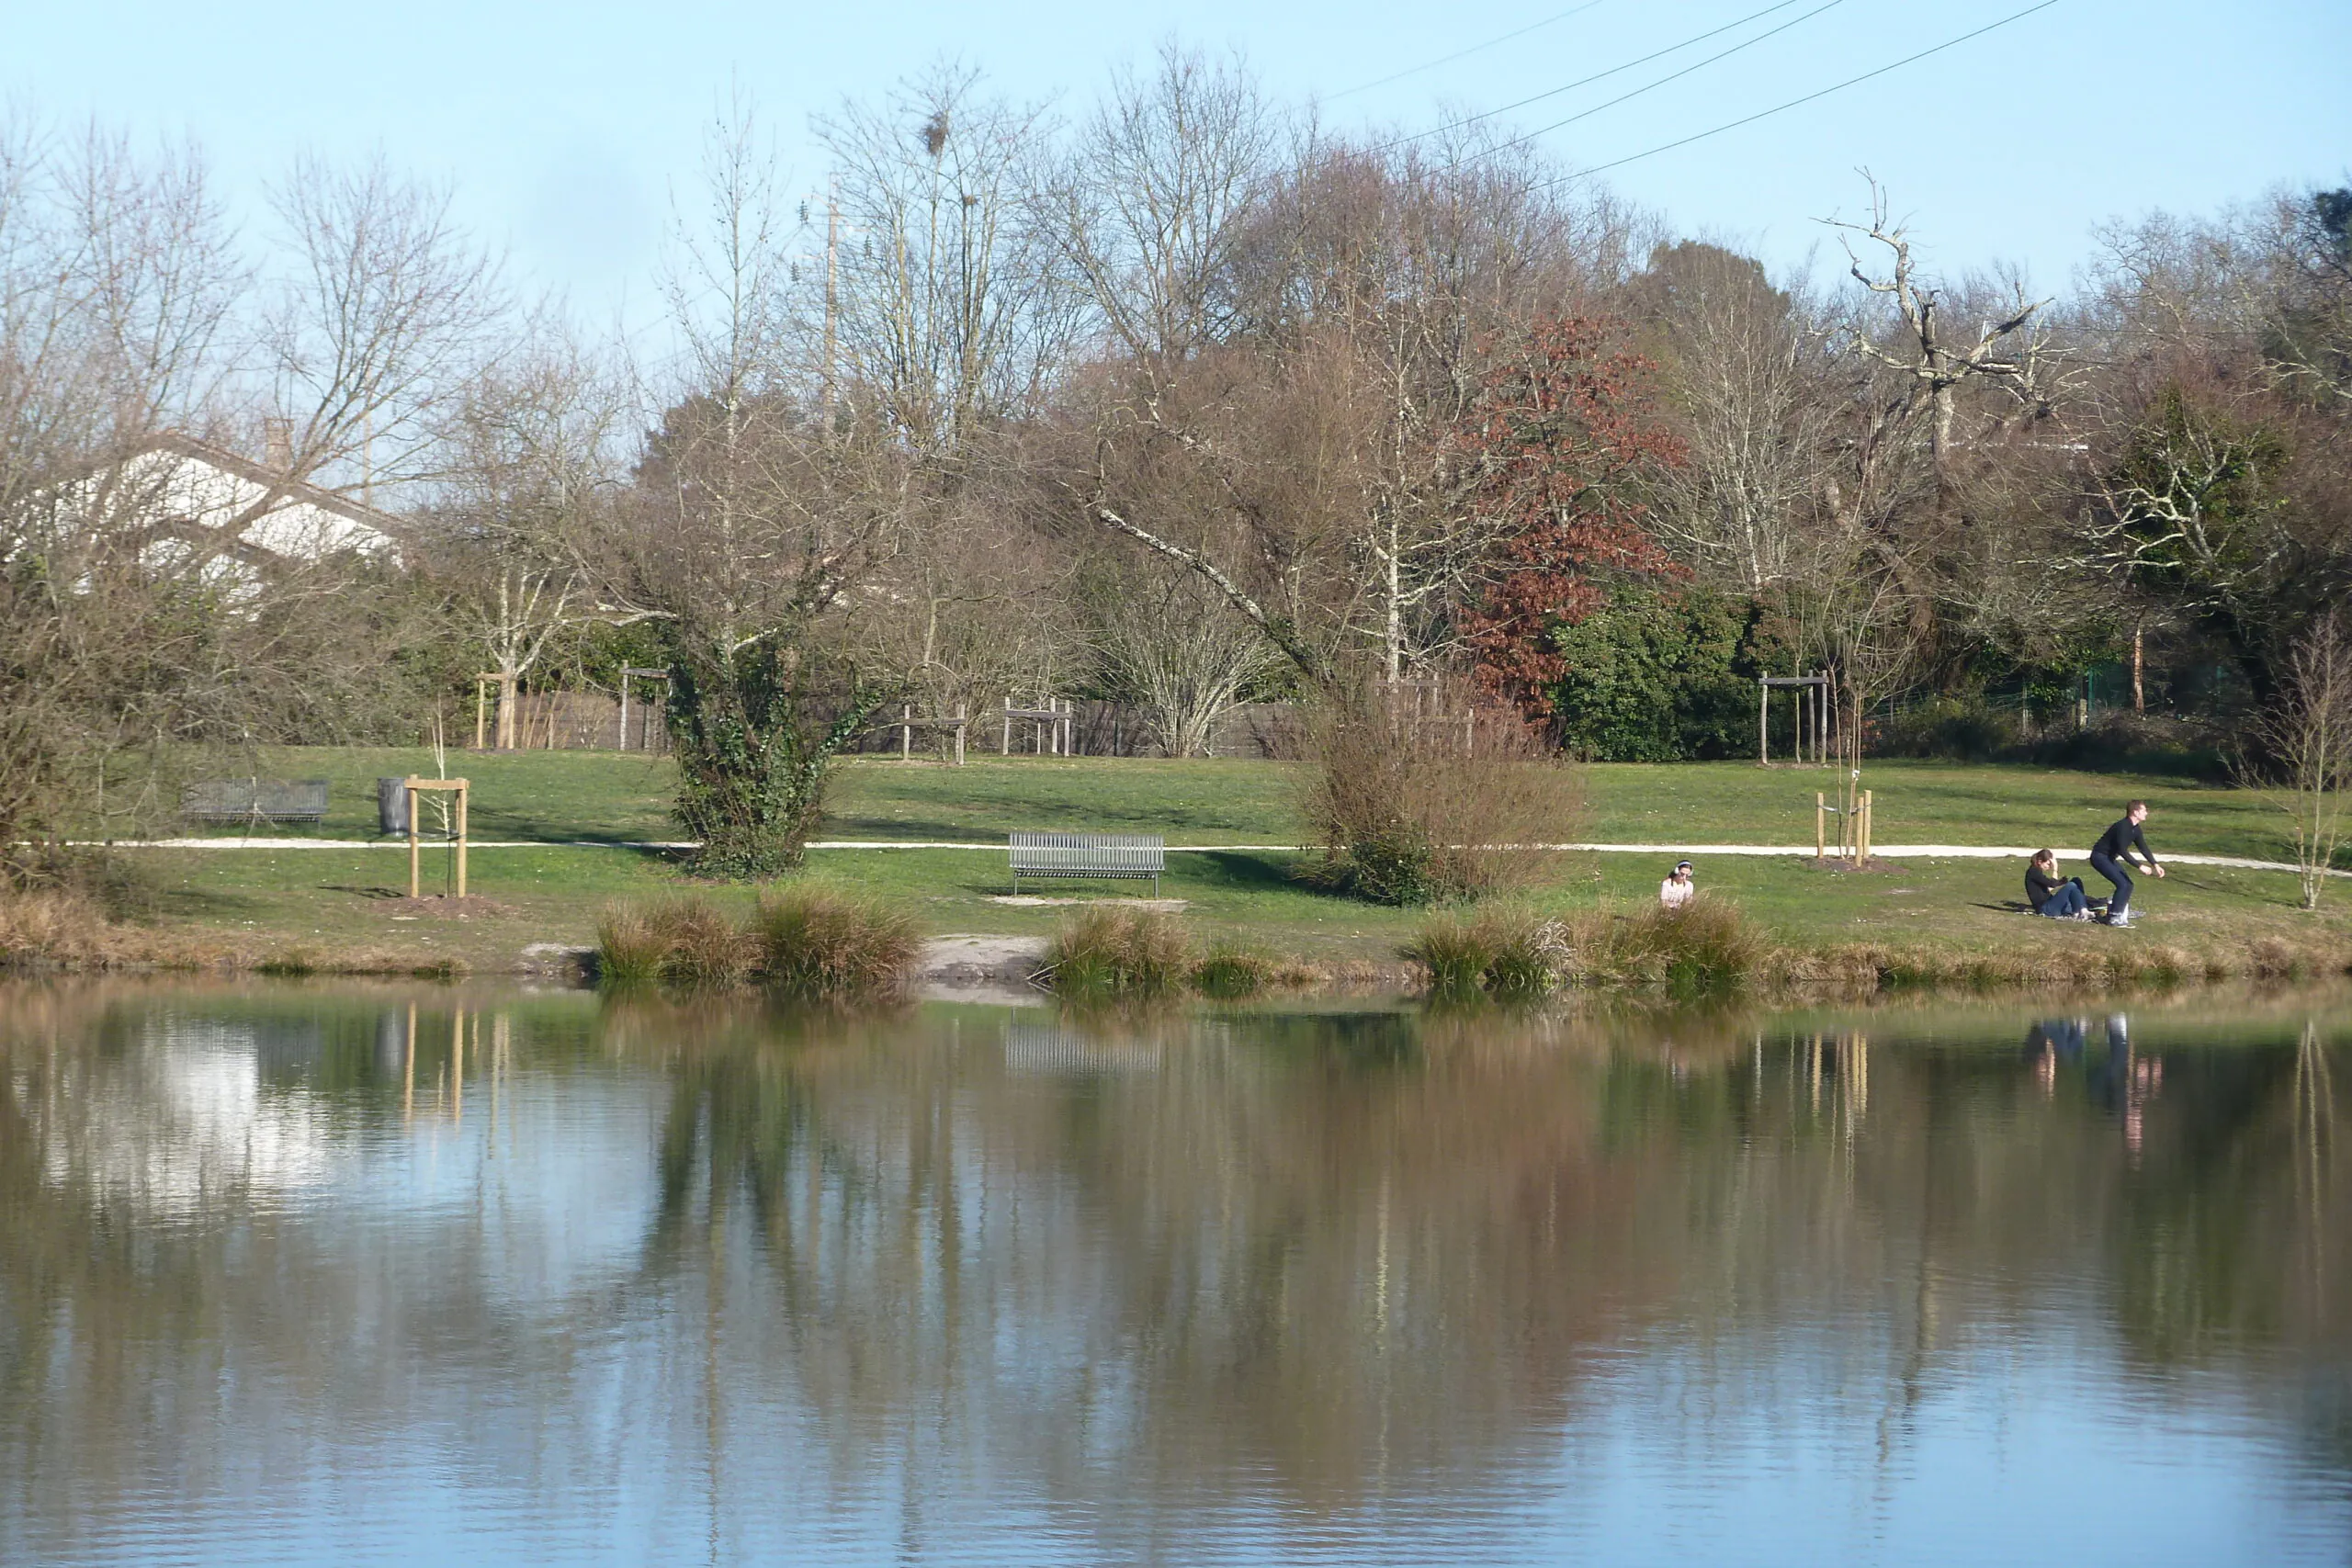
top-left (628, 100), bottom-right (902, 874)
top-left (1049, 41), bottom-right (1274, 370)
top-left (1828, 176), bottom-right (2060, 493)
top-left (430, 328), bottom-right (639, 746)
top-left (1637, 242), bottom-right (1842, 601)
top-left (2246, 615), bottom-right (2352, 910)
top-left (1095, 563), bottom-right (1278, 756)
top-left (258, 154), bottom-right (506, 506)
top-left (813, 62), bottom-right (1071, 456)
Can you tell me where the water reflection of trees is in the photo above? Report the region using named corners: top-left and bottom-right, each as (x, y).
top-left (597, 995), bottom-right (2350, 1514)
top-left (1, 986), bottom-right (2345, 1551)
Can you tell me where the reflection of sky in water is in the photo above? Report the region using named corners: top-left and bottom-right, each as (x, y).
top-left (1, 992), bottom-right (2346, 1566)
top-left (29, 1019), bottom-right (338, 1217)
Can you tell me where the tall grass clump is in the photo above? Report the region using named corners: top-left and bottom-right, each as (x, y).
top-left (1301, 679), bottom-right (1583, 905)
top-left (0, 885), bottom-right (117, 967)
top-left (594, 906), bottom-right (670, 986)
top-left (1192, 940), bottom-right (1277, 998)
top-left (1403, 907), bottom-right (1566, 997)
top-left (754, 887), bottom-right (921, 999)
top-left (655, 897), bottom-right (756, 987)
top-left (593, 897), bottom-right (753, 987)
top-left (1046, 908), bottom-right (1192, 998)
top-left (1566, 898), bottom-right (1764, 996)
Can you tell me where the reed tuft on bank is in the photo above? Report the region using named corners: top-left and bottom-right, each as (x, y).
top-left (1405, 898), bottom-right (1765, 998)
top-left (753, 887), bottom-right (922, 998)
top-left (593, 889), bottom-right (917, 999)
top-left (1046, 908), bottom-right (1193, 997)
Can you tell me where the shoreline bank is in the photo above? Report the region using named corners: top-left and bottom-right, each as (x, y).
top-left (8, 924), bottom-right (2348, 1003)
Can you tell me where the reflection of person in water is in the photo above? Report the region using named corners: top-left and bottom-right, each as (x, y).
top-left (2028, 1015), bottom-right (2162, 1154)
top-left (2024, 1018), bottom-right (2088, 1094)
top-left (2026, 1018), bottom-right (2088, 1058)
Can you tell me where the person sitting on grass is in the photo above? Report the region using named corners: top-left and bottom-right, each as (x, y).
top-left (2089, 802), bottom-right (2165, 928)
top-left (2026, 849), bottom-right (2093, 919)
top-left (1659, 860), bottom-right (1696, 908)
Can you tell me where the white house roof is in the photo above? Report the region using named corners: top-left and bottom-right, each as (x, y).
top-left (87, 434), bottom-right (406, 569)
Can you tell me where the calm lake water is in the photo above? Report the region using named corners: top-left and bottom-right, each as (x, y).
top-left (2, 982), bottom-right (2346, 1567)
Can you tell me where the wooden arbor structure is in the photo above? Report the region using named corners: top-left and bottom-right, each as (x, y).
top-left (1758, 673), bottom-right (1831, 765)
top-left (402, 776), bottom-right (469, 898)
top-left (888, 703), bottom-right (969, 764)
top-left (617, 666), bottom-right (669, 750)
top-left (1002, 698), bottom-right (1074, 756)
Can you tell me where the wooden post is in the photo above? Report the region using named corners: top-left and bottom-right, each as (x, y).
top-left (404, 776), bottom-right (469, 898)
top-left (1860, 789), bottom-right (1873, 865)
top-left (901, 703), bottom-right (912, 761)
top-left (475, 679), bottom-right (489, 750)
top-left (1758, 677), bottom-right (1770, 766)
top-left (618, 670), bottom-right (629, 750)
top-left (1001, 703), bottom-right (1012, 755)
top-left (1816, 792), bottom-right (1826, 861)
top-left (954, 703), bottom-right (967, 766)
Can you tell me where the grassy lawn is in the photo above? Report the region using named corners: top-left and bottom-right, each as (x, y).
top-left (80, 748), bottom-right (2349, 977)
top-left (161, 749), bottom-right (2280, 859)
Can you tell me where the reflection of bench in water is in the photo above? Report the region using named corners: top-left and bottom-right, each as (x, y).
top-left (180, 779), bottom-right (329, 826)
top-left (1001, 1022), bottom-right (1165, 1076)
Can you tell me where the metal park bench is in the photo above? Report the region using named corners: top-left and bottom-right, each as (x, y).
top-left (1009, 831), bottom-right (1165, 897)
top-left (180, 778), bottom-right (330, 826)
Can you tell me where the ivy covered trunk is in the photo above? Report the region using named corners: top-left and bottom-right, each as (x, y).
top-left (664, 637), bottom-right (892, 878)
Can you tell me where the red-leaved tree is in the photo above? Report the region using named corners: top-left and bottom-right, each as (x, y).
top-left (1455, 316), bottom-right (1682, 722)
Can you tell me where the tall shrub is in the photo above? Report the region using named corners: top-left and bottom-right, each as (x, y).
top-left (1301, 682), bottom-right (1583, 905)
top-left (665, 639), bottom-right (890, 875)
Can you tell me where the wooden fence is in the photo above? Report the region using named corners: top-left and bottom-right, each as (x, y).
top-left (480, 690), bottom-right (1296, 760)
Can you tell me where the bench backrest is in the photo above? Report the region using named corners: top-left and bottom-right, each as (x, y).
top-left (1009, 830), bottom-right (1165, 873)
top-left (181, 779), bottom-right (330, 820)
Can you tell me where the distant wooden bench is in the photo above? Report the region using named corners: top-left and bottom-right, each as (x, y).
top-left (1009, 831), bottom-right (1165, 897)
top-left (180, 779), bottom-right (330, 826)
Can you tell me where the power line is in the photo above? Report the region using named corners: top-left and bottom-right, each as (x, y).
top-left (1377, 0), bottom-right (1815, 153)
top-left (1562, 0), bottom-right (2062, 182)
top-left (1482, 0), bottom-right (1844, 161)
top-left (1328, 2), bottom-right (1613, 102)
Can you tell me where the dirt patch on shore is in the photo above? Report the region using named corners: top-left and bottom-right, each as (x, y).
top-left (917, 934), bottom-right (1052, 1001)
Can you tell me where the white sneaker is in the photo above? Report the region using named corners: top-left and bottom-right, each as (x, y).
top-left (2108, 912), bottom-right (2132, 928)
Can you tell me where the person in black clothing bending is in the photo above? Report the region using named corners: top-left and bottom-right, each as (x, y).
top-left (2088, 801), bottom-right (2165, 927)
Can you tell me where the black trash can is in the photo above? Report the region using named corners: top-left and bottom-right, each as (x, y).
top-left (377, 777), bottom-right (410, 836)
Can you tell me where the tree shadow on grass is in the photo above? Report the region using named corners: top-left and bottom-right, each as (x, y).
top-left (1185, 850), bottom-right (1305, 893)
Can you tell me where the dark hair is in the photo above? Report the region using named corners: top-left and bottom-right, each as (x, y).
top-left (2032, 849), bottom-right (2055, 867)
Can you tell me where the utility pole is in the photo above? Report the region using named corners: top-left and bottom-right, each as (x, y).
top-left (822, 180), bottom-right (840, 443)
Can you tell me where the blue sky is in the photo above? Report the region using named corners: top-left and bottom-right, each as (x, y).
top-left (13, 0), bottom-right (2346, 338)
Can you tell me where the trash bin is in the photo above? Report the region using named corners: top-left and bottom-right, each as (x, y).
top-left (377, 777), bottom-right (409, 836)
